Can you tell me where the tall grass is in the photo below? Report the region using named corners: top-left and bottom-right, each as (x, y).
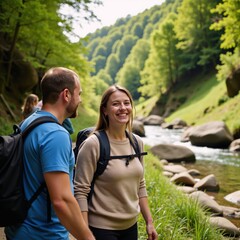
top-left (138, 148), bottom-right (224, 240)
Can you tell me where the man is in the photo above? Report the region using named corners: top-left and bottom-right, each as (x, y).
top-left (5, 67), bottom-right (95, 240)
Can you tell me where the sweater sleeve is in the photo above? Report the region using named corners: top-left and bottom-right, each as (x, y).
top-left (74, 135), bottom-right (100, 211)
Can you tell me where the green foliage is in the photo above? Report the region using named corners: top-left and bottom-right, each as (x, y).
top-left (92, 44), bottom-right (107, 59)
top-left (175, 0), bottom-right (221, 67)
top-left (92, 55), bottom-right (106, 73)
top-left (216, 48), bottom-right (240, 82)
top-left (96, 69), bottom-right (112, 85)
top-left (210, 0), bottom-right (240, 50)
top-left (115, 35), bottom-right (138, 66)
top-left (210, 0), bottom-right (240, 85)
top-left (116, 39), bottom-right (150, 99)
top-left (0, 0), bottom-right (98, 101)
top-left (105, 54), bottom-right (120, 81)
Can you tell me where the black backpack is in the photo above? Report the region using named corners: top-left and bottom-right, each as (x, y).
top-left (0, 116), bottom-right (58, 227)
top-left (73, 128), bottom-right (147, 201)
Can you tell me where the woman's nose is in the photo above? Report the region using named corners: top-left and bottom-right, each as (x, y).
top-left (119, 103), bottom-right (126, 109)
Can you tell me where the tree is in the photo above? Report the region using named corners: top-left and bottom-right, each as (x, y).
top-left (210, 0), bottom-right (240, 50)
top-left (0, 0), bottom-right (101, 95)
top-left (116, 39), bottom-right (150, 99)
top-left (92, 55), bottom-right (106, 73)
top-left (210, 0), bottom-right (240, 82)
top-left (175, 0), bottom-right (221, 67)
top-left (105, 54), bottom-right (120, 82)
top-left (139, 13), bottom-right (182, 98)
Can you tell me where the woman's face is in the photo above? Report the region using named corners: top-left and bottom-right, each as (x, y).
top-left (104, 90), bottom-right (132, 126)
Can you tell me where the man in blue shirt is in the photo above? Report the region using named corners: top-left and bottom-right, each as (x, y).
top-left (5, 67), bottom-right (95, 240)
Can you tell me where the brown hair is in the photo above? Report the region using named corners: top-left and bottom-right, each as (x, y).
top-left (22, 94), bottom-right (39, 119)
top-left (95, 85), bottom-right (134, 133)
top-left (40, 67), bottom-right (79, 104)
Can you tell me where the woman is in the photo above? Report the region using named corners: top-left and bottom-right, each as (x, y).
top-left (21, 93), bottom-right (39, 119)
top-left (74, 85), bottom-right (158, 240)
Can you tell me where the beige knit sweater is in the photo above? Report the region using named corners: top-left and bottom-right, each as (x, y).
top-left (74, 132), bottom-right (148, 230)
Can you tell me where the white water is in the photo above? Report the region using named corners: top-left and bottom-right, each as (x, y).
top-left (142, 125), bottom-right (240, 167)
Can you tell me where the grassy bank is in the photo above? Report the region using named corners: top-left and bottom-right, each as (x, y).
top-left (135, 72), bottom-right (240, 135)
top-left (138, 148), bottom-right (224, 240)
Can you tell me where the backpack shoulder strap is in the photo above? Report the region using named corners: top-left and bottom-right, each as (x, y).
top-left (74, 127), bottom-right (94, 159)
top-left (88, 130), bottom-right (110, 202)
top-left (21, 116), bottom-right (59, 222)
top-left (94, 130), bottom-right (110, 176)
top-left (21, 116), bottom-right (59, 139)
top-left (126, 132), bottom-right (140, 157)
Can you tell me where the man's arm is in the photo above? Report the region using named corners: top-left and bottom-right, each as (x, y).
top-left (44, 172), bottom-right (95, 240)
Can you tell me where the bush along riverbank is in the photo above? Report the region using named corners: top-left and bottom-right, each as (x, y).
top-left (138, 148), bottom-right (239, 240)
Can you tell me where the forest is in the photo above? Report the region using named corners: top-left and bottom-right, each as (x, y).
top-left (0, 0), bottom-right (240, 135)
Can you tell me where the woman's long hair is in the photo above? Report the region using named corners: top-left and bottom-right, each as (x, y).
top-left (95, 85), bottom-right (134, 133)
top-left (22, 94), bottom-right (39, 119)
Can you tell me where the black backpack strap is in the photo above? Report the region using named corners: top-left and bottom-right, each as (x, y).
top-left (88, 130), bottom-right (110, 202)
top-left (21, 116), bottom-right (59, 222)
top-left (21, 116), bottom-right (58, 139)
top-left (73, 127), bottom-right (94, 159)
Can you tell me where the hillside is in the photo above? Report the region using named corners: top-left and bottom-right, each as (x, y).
top-left (137, 71), bottom-right (240, 137)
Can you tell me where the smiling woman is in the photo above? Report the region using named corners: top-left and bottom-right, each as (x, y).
top-left (74, 84), bottom-right (158, 240)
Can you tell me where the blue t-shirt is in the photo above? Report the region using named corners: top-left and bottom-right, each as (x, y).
top-left (5, 111), bottom-right (75, 240)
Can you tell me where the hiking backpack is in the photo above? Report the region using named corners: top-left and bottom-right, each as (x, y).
top-left (0, 116), bottom-right (58, 227)
top-left (73, 128), bottom-right (147, 201)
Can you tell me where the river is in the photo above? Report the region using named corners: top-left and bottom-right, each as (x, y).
top-left (142, 125), bottom-right (240, 226)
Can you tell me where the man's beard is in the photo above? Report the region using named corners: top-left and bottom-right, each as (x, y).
top-left (66, 102), bottom-right (78, 118)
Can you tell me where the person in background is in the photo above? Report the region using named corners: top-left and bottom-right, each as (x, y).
top-left (5, 67), bottom-right (95, 240)
top-left (21, 93), bottom-right (39, 119)
top-left (74, 85), bottom-right (158, 240)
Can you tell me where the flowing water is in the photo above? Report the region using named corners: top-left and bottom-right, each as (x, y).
top-left (142, 125), bottom-right (240, 226)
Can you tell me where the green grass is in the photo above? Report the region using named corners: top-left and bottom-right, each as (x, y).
top-left (138, 148), bottom-right (225, 240)
top-left (70, 105), bottom-right (98, 141)
top-left (135, 95), bottom-right (160, 117)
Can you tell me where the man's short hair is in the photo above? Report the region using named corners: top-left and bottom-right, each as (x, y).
top-left (41, 67), bottom-right (79, 104)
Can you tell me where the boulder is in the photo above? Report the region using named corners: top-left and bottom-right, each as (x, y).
top-left (194, 174), bottom-right (219, 192)
top-left (229, 139), bottom-right (240, 152)
top-left (143, 115), bottom-right (165, 126)
top-left (187, 169), bottom-right (201, 177)
top-left (163, 164), bottom-right (187, 174)
top-left (162, 171), bottom-right (174, 178)
top-left (180, 126), bottom-right (194, 142)
top-left (224, 190), bottom-right (240, 205)
top-left (170, 172), bottom-right (196, 186)
top-left (226, 67), bottom-right (240, 97)
top-left (177, 186), bottom-right (197, 194)
top-left (189, 191), bottom-right (223, 215)
top-left (189, 121), bottom-right (233, 148)
top-left (210, 216), bottom-right (240, 237)
top-left (150, 143), bottom-right (196, 163)
top-left (161, 118), bottom-right (187, 130)
top-left (132, 119), bottom-right (145, 137)
top-left (221, 205), bottom-right (240, 218)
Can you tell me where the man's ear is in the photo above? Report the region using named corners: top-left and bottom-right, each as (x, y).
top-left (62, 88), bottom-right (71, 102)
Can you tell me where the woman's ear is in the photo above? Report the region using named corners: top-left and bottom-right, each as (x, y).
top-left (102, 106), bottom-right (107, 116)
